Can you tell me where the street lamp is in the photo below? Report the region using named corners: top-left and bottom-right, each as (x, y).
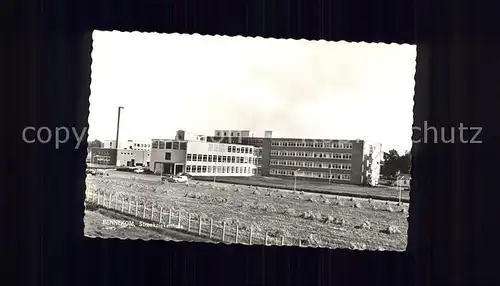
top-left (294, 168), bottom-right (301, 192)
top-left (396, 171), bottom-right (402, 203)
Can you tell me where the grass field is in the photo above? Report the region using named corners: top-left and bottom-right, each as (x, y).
top-left (85, 172), bottom-right (408, 251)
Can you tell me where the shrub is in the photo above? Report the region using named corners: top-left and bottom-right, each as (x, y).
top-left (283, 208), bottom-right (298, 216)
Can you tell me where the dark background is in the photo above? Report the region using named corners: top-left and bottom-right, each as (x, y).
top-left (2, 0), bottom-right (499, 285)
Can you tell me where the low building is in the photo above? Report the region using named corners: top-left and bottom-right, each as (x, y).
top-left (116, 149), bottom-right (151, 167)
top-left (101, 139), bottom-right (151, 151)
top-left (89, 148), bottom-right (117, 166)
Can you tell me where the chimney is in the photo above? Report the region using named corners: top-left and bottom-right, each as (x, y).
top-left (264, 131), bottom-right (273, 138)
top-left (175, 130), bottom-right (185, 141)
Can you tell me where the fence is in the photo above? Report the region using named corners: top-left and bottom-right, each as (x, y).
top-left (85, 190), bottom-right (309, 247)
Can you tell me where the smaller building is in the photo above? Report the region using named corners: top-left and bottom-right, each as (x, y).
top-left (116, 149), bottom-right (151, 167)
top-left (394, 174), bottom-right (411, 187)
top-left (101, 139), bottom-right (151, 151)
top-left (89, 148), bottom-right (117, 166)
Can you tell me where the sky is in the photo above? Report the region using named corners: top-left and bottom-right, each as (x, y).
top-left (89, 31), bottom-right (416, 154)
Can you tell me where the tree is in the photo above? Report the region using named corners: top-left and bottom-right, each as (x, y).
top-left (380, 149), bottom-right (411, 178)
top-left (88, 139), bottom-right (102, 148)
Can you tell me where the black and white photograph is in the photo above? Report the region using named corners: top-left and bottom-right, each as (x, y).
top-left (85, 31), bottom-right (415, 251)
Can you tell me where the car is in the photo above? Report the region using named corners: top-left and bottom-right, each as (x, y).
top-left (133, 168), bottom-right (145, 173)
top-left (162, 174), bottom-right (188, 183)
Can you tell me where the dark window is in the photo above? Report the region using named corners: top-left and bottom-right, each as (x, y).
top-left (228, 146), bottom-right (232, 152)
top-left (186, 166), bottom-right (191, 172)
top-left (202, 166), bottom-right (207, 173)
top-left (165, 152), bottom-right (171, 160)
top-left (158, 141), bottom-right (165, 149)
top-left (231, 156), bottom-right (235, 163)
top-left (166, 142), bottom-right (172, 149)
top-left (217, 156), bottom-right (222, 163)
top-left (236, 148), bottom-right (240, 153)
top-left (172, 142), bottom-right (179, 149)
top-left (222, 156), bottom-right (227, 162)
top-left (203, 155), bottom-right (208, 162)
top-left (197, 166), bottom-right (202, 172)
top-left (187, 154), bottom-right (192, 161)
top-left (197, 154), bottom-right (202, 161)
top-left (208, 155), bottom-right (213, 162)
top-left (192, 154), bottom-right (197, 161)
top-left (180, 142), bottom-right (187, 150)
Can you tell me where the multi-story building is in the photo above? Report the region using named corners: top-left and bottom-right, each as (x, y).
top-left (149, 130), bottom-right (258, 177)
top-left (214, 130), bottom-right (255, 138)
top-left (89, 148), bottom-right (117, 165)
top-left (265, 138), bottom-right (382, 186)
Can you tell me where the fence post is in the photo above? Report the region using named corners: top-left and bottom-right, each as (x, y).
top-left (265, 232), bottom-right (269, 245)
top-left (235, 224), bottom-right (239, 244)
top-left (209, 219), bottom-right (213, 238)
top-left (222, 221), bottom-right (226, 242)
top-left (159, 207), bottom-right (163, 224)
top-left (151, 204), bottom-right (154, 220)
top-left (97, 192), bottom-right (101, 205)
top-left (198, 216), bottom-right (202, 236)
top-left (142, 203), bottom-right (146, 219)
top-left (128, 198), bottom-right (132, 214)
top-left (298, 239), bottom-right (302, 247)
top-left (177, 210), bottom-right (181, 228)
top-left (168, 208), bottom-right (172, 225)
top-left (249, 227), bottom-right (253, 245)
top-left (281, 236), bottom-right (285, 246)
top-left (121, 197), bottom-right (125, 212)
top-left (188, 213), bottom-right (192, 231)
top-left (135, 201), bottom-right (138, 217)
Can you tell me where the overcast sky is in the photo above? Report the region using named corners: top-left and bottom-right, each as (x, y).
top-left (89, 31), bottom-right (416, 154)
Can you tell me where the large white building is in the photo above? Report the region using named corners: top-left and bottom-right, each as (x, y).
top-left (149, 131), bottom-right (258, 177)
top-left (116, 149), bottom-right (151, 168)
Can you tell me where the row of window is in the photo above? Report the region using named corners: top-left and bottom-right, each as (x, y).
top-left (271, 141), bottom-right (354, 149)
top-left (271, 150), bottom-right (352, 160)
top-left (186, 165), bottom-right (256, 174)
top-left (186, 154), bottom-right (257, 164)
top-left (133, 143), bottom-right (150, 148)
top-left (120, 152), bottom-right (150, 156)
top-left (270, 160), bottom-right (352, 170)
top-left (269, 169), bottom-right (351, 181)
top-left (152, 141), bottom-right (188, 150)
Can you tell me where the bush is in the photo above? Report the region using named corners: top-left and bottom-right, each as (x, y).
top-left (283, 208), bottom-right (298, 216)
top-left (85, 202), bottom-right (99, 211)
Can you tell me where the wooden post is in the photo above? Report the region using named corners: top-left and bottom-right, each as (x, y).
top-left (121, 197), bottom-right (125, 212)
top-left (249, 227), bottom-right (253, 245)
top-left (151, 204), bottom-right (154, 220)
top-left (97, 192), bottom-right (101, 204)
top-left (177, 210), bottom-right (181, 228)
top-left (188, 213), bottom-right (192, 231)
top-left (168, 208), bottom-right (172, 225)
top-left (281, 236), bottom-right (285, 246)
top-left (198, 216), bottom-right (202, 236)
top-left (265, 232), bottom-right (269, 245)
top-left (128, 198), bottom-right (132, 214)
top-left (235, 224), bottom-right (239, 243)
top-left (222, 222), bottom-right (226, 242)
top-left (142, 203), bottom-right (146, 219)
top-left (159, 207), bottom-right (163, 224)
top-left (135, 201), bottom-right (138, 217)
top-left (298, 239), bottom-right (302, 247)
top-left (209, 219), bottom-right (213, 238)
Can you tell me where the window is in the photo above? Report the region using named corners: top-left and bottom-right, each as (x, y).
top-left (165, 142), bottom-right (172, 149)
top-left (222, 156), bottom-right (227, 162)
top-left (208, 155), bottom-right (213, 162)
top-left (244, 167), bottom-right (247, 173)
top-left (165, 152), bottom-right (171, 160)
top-left (228, 146), bottom-right (232, 152)
top-left (158, 141), bottom-right (165, 149)
top-left (186, 166), bottom-right (191, 172)
top-left (187, 154), bottom-right (192, 161)
top-left (231, 146), bottom-right (236, 152)
top-left (203, 155), bottom-right (208, 162)
top-left (180, 142), bottom-right (187, 150)
top-left (208, 166), bottom-right (212, 173)
top-left (197, 154), bottom-right (203, 161)
top-left (191, 167), bottom-right (197, 173)
top-left (192, 154), bottom-right (197, 161)
top-left (226, 166), bottom-right (230, 173)
top-left (216, 131), bottom-right (220, 136)
top-left (223, 132), bottom-right (227, 136)
top-left (218, 156), bottom-right (222, 163)
top-left (236, 148), bottom-right (240, 153)
top-left (202, 166), bottom-right (207, 173)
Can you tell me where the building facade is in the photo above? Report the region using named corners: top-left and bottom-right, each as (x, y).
top-left (265, 138), bottom-right (382, 186)
top-left (89, 148), bottom-right (117, 166)
top-left (149, 132), bottom-right (258, 177)
top-left (116, 149), bottom-right (151, 167)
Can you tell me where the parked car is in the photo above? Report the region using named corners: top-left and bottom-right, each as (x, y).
top-left (162, 174), bottom-right (188, 183)
top-left (133, 167), bottom-right (145, 173)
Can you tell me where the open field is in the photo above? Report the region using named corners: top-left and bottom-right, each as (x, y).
top-left (193, 175), bottom-right (410, 202)
top-left (85, 172), bottom-right (408, 251)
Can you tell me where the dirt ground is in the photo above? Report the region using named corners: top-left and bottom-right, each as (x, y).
top-left (85, 172), bottom-right (408, 251)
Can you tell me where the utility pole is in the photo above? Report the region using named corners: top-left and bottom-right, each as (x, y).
top-left (294, 168), bottom-right (300, 192)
